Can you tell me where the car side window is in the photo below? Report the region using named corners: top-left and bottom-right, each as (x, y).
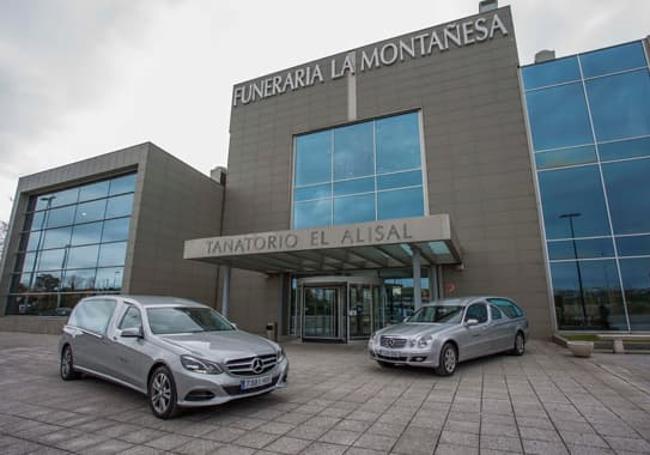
top-left (68, 299), bottom-right (117, 335)
top-left (119, 305), bottom-right (142, 330)
top-left (465, 303), bottom-right (488, 323)
top-left (490, 305), bottom-right (503, 320)
top-left (489, 298), bottom-right (524, 319)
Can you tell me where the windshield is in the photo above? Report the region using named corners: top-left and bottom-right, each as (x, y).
top-left (407, 305), bottom-right (464, 324)
top-left (147, 307), bottom-right (234, 334)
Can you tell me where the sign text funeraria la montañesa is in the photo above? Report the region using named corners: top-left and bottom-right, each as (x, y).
top-left (232, 12), bottom-right (508, 106)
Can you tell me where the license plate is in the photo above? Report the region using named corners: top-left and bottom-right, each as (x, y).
top-left (379, 349), bottom-right (402, 358)
top-left (241, 375), bottom-right (272, 390)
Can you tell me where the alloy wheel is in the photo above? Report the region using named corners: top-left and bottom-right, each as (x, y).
top-left (515, 333), bottom-right (525, 355)
top-left (151, 372), bottom-right (172, 414)
top-left (61, 348), bottom-right (72, 377)
top-left (443, 346), bottom-right (456, 373)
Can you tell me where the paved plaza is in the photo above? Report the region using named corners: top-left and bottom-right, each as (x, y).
top-left (1, 332), bottom-right (650, 454)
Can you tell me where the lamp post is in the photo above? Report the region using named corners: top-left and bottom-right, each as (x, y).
top-left (559, 213), bottom-right (587, 324)
top-left (28, 196), bottom-right (56, 290)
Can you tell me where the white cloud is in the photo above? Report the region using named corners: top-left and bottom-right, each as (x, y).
top-left (1, 0), bottom-right (649, 221)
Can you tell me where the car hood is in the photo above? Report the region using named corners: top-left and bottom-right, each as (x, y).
top-left (377, 322), bottom-right (454, 339)
top-left (157, 330), bottom-right (277, 362)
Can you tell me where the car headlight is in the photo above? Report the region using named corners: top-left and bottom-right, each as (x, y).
top-left (417, 335), bottom-right (433, 348)
top-left (370, 332), bottom-right (377, 343)
top-left (277, 346), bottom-right (286, 362)
top-left (180, 355), bottom-right (223, 374)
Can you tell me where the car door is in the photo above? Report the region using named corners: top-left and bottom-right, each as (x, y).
top-left (459, 303), bottom-right (490, 360)
top-left (67, 298), bottom-right (118, 375)
top-left (109, 303), bottom-right (151, 391)
top-left (489, 298), bottom-right (522, 349)
top-left (488, 304), bottom-right (512, 352)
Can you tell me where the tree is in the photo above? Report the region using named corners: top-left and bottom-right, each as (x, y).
top-left (0, 221), bottom-right (8, 261)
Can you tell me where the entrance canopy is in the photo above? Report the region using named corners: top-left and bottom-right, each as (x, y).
top-left (183, 215), bottom-right (462, 274)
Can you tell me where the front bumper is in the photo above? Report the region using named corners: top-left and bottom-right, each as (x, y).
top-left (174, 357), bottom-right (289, 407)
top-left (368, 341), bottom-right (440, 368)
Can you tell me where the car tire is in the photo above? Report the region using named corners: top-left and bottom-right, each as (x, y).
top-left (60, 345), bottom-right (80, 380)
top-left (377, 360), bottom-right (396, 368)
top-left (512, 332), bottom-right (525, 356)
top-left (148, 366), bottom-right (178, 419)
top-left (434, 342), bottom-right (457, 376)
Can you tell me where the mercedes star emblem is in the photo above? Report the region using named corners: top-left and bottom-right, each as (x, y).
top-left (251, 358), bottom-right (264, 374)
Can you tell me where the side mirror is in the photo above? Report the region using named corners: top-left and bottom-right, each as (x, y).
top-left (121, 327), bottom-right (143, 338)
top-left (465, 318), bottom-right (479, 327)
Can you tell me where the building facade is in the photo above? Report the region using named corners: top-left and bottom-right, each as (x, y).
top-left (1, 4), bottom-right (649, 338)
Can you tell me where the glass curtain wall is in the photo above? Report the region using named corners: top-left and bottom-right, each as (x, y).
top-left (522, 41), bottom-right (650, 330)
top-left (7, 173), bottom-right (136, 316)
top-left (292, 111), bottom-right (426, 229)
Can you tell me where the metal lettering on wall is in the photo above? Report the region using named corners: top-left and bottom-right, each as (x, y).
top-left (232, 13), bottom-right (508, 107)
top-left (184, 215), bottom-right (452, 259)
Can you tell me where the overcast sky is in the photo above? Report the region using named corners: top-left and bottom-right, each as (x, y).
top-left (1, 0), bottom-right (648, 222)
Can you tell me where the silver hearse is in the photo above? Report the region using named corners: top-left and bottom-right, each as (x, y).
top-left (59, 295), bottom-right (288, 418)
top-left (368, 296), bottom-right (528, 375)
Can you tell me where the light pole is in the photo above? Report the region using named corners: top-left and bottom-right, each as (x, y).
top-left (29, 196), bottom-right (56, 291)
top-left (559, 213), bottom-right (587, 324)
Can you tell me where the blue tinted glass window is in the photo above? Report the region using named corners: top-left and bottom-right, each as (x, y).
top-left (109, 174), bottom-right (137, 195)
top-left (37, 248), bottom-right (65, 271)
top-left (75, 200), bottom-right (106, 224)
top-left (377, 170), bottom-right (422, 190)
top-left (95, 267), bottom-right (124, 291)
top-left (599, 137), bottom-right (650, 161)
top-left (41, 227), bottom-right (72, 250)
top-left (293, 199), bottom-right (331, 229)
top-left (547, 238), bottom-right (614, 260)
top-left (377, 187), bottom-right (424, 220)
top-left (98, 242), bottom-right (127, 267)
top-left (538, 166), bottom-right (610, 239)
top-left (21, 253), bottom-right (36, 274)
top-left (26, 231), bottom-right (41, 251)
top-left (48, 188), bottom-right (79, 208)
top-left (586, 70), bottom-right (650, 142)
top-left (603, 159), bottom-right (650, 234)
top-left (294, 184), bottom-right (331, 202)
top-left (522, 57), bottom-right (580, 90)
top-left (333, 177), bottom-right (374, 196)
top-left (46, 206), bottom-right (75, 228)
top-left (71, 221), bottom-right (103, 246)
top-left (333, 123), bottom-right (373, 179)
top-left (102, 218), bottom-right (130, 243)
top-left (79, 181), bottom-right (109, 202)
top-left (617, 235), bottom-right (650, 256)
top-left (580, 42), bottom-right (647, 78)
top-left (376, 113), bottom-right (421, 173)
top-left (30, 211), bottom-right (45, 231)
top-left (619, 258), bottom-right (650, 330)
top-left (333, 194), bottom-right (375, 225)
top-left (550, 259), bottom-right (626, 330)
top-left (525, 83), bottom-right (592, 151)
top-left (67, 245), bottom-right (99, 269)
top-left (295, 131), bottom-right (331, 186)
top-left (534, 146), bottom-right (596, 170)
top-left (106, 194), bottom-right (133, 219)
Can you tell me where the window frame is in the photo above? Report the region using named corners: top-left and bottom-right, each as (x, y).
top-left (118, 304), bottom-right (143, 331)
top-left (68, 297), bottom-right (118, 336)
top-left (464, 303), bottom-right (489, 324)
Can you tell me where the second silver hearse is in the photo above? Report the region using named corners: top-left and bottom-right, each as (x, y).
top-left (59, 295), bottom-right (288, 418)
top-left (368, 296), bottom-right (528, 375)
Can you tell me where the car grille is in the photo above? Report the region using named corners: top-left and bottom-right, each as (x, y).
top-left (377, 353), bottom-right (408, 362)
top-left (223, 374), bottom-right (281, 396)
top-left (225, 353), bottom-right (277, 377)
top-left (380, 336), bottom-right (407, 349)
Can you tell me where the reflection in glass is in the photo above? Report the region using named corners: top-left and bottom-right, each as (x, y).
top-left (37, 249), bottom-right (66, 271)
top-left (551, 260), bottom-right (626, 330)
top-left (617, 235), bottom-right (650, 257)
top-left (333, 177), bottom-right (374, 196)
top-left (46, 206), bottom-right (76, 228)
top-left (538, 166), bottom-right (610, 239)
top-left (294, 184), bottom-right (331, 202)
top-left (79, 180), bottom-right (109, 202)
top-left (375, 112), bottom-right (421, 173)
top-left (599, 137), bottom-right (650, 161)
top-left (41, 227), bottom-right (72, 249)
top-left (98, 242), bottom-right (127, 267)
top-left (534, 146), bottom-right (596, 170)
top-left (29, 211), bottom-right (45, 231)
top-left (295, 131), bottom-right (331, 186)
top-left (26, 230), bottom-right (42, 251)
top-left (547, 238), bottom-right (614, 260)
top-left (95, 267), bottom-right (124, 291)
top-left (587, 70), bottom-right (650, 142)
top-left (293, 199), bottom-right (331, 229)
top-left (102, 218), bottom-right (130, 242)
top-left (62, 269), bottom-right (96, 291)
top-left (580, 41), bottom-right (647, 78)
top-left (66, 245), bottom-right (99, 269)
top-left (333, 194), bottom-right (375, 225)
top-left (377, 170), bottom-right (422, 190)
top-left (619, 258), bottom-right (650, 330)
top-left (522, 56), bottom-right (580, 90)
top-left (71, 221), bottom-right (103, 246)
top-left (109, 173), bottom-right (137, 195)
top-left (75, 199), bottom-right (106, 224)
top-left (603, 159), bottom-right (650, 234)
top-left (106, 194), bottom-right (133, 219)
top-left (303, 287), bottom-right (338, 338)
top-left (333, 123), bottom-right (374, 179)
top-left (525, 83), bottom-right (592, 151)
top-left (377, 187), bottom-right (424, 220)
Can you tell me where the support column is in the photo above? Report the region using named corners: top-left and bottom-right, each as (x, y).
top-left (221, 265), bottom-right (231, 318)
top-left (413, 248), bottom-right (422, 310)
top-left (428, 266), bottom-right (439, 301)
